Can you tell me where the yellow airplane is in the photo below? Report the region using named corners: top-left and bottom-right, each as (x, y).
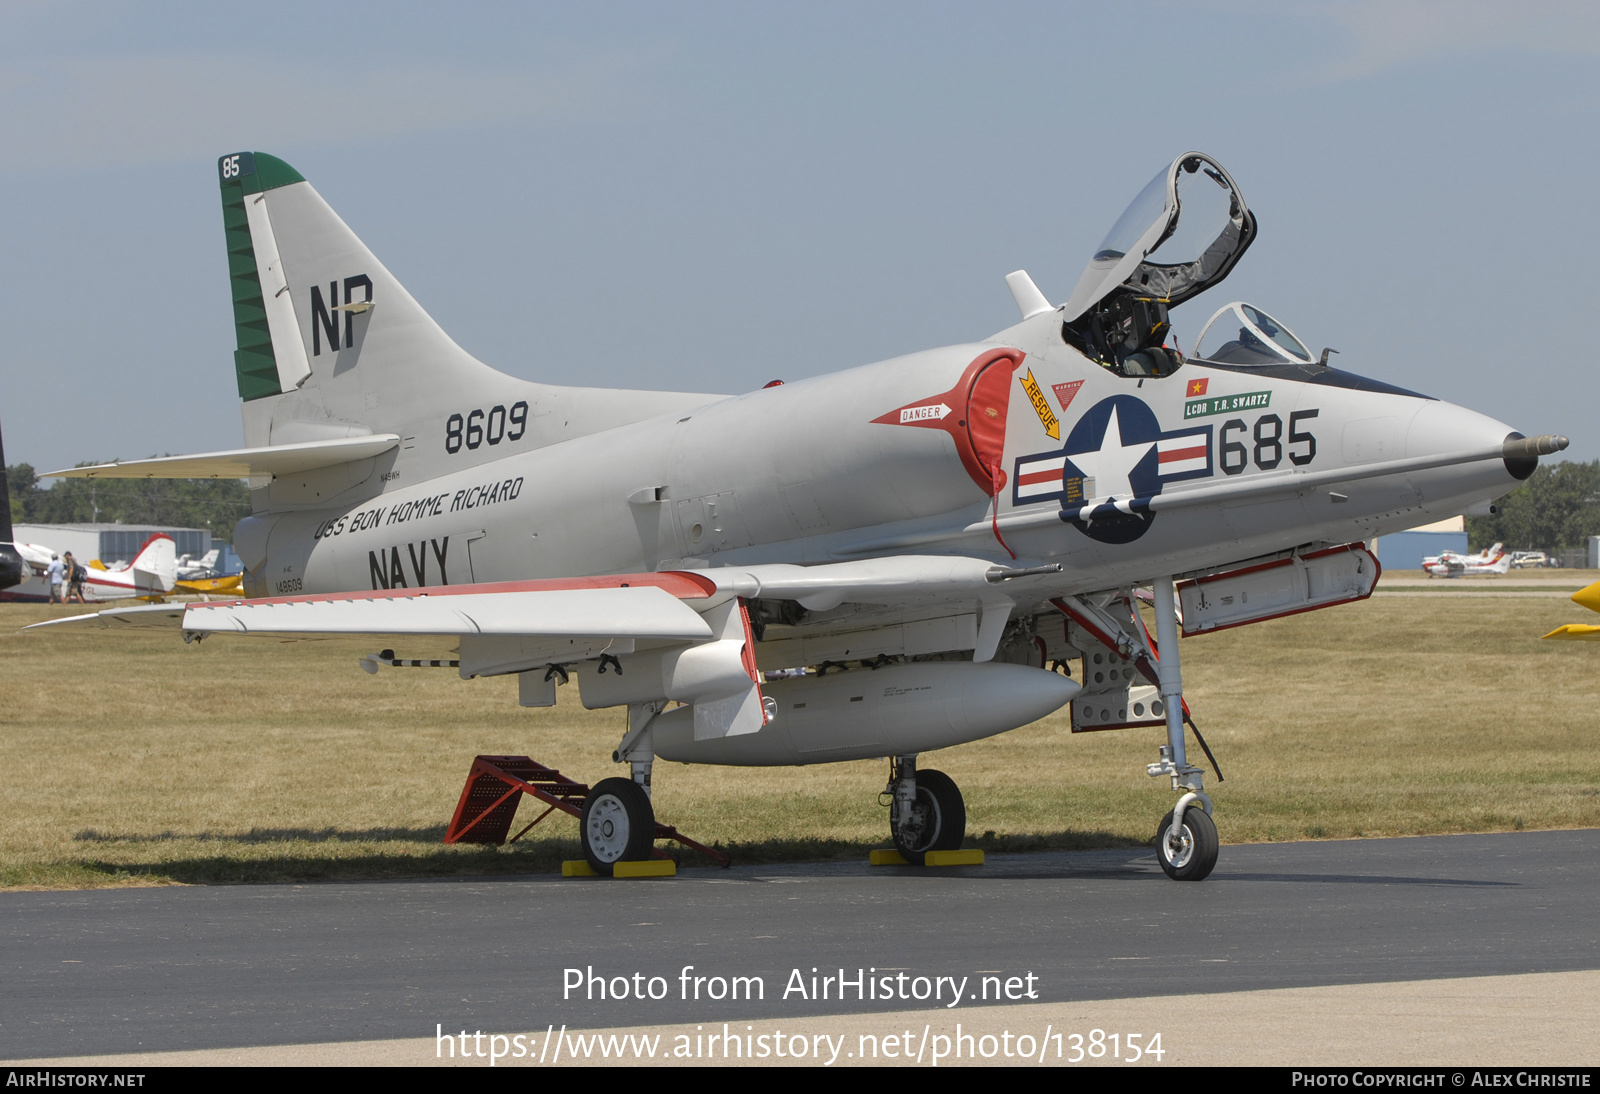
top-left (1542, 580), bottom-right (1600, 640)
top-left (174, 573), bottom-right (244, 596)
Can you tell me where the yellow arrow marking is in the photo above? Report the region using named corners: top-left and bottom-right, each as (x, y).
top-left (1019, 369), bottom-right (1059, 441)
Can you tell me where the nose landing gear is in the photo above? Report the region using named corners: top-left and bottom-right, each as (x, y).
top-left (1146, 576), bottom-right (1219, 881)
top-left (1155, 797), bottom-right (1218, 881)
top-left (885, 757), bottom-right (967, 865)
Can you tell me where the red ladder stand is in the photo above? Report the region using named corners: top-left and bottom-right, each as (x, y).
top-left (443, 755), bottom-right (731, 868)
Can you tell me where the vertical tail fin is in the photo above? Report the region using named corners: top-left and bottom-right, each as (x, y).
top-left (128, 534), bottom-right (178, 594)
top-left (217, 152), bottom-right (514, 449)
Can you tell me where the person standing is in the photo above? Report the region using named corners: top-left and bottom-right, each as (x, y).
top-left (64, 551), bottom-right (87, 604)
top-left (46, 554), bottom-right (65, 604)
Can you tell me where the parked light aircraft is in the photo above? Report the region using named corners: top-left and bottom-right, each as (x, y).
top-left (174, 545), bottom-right (245, 596)
top-left (35, 151), bottom-right (1567, 879)
top-left (6, 534), bottom-right (178, 601)
top-left (1422, 542), bottom-right (1510, 577)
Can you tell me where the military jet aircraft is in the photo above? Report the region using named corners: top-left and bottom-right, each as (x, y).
top-left (36, 150), bottom-right (1566, 880)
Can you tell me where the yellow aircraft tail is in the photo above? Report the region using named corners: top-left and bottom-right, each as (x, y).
top-left (1542, 579), bottom-right (1600, 640)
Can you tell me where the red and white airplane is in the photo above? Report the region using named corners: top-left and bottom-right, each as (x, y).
top-left (2, 534), bottom-right (177, 602)
top-left (1422, 542), bottom-right (1510, 578)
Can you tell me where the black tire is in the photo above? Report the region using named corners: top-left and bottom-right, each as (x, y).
top-left (890, 769), bottom-right (966, 865)
top-left (1155, 805), bottom-right (1219, 881)
top-left (580, 777), bottom-right (655, 876)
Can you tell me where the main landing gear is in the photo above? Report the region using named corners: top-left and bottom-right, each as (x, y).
top-left (1146, 577), bottom-right (1218, 881)
top-left (581, 701), bottom-right (660, 875)
top-left (885, 756), bottom-right (967, 864)
top-left (580, 778), bottom-right (655, 875)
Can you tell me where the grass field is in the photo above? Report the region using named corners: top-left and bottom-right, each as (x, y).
top-left (3, 575), bottom-right (1597, 889)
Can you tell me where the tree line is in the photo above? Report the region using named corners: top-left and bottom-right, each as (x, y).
top-left (1464, 460), bottom-right (1600, 552)
top-left (6, 464), bottom-right (252, 543)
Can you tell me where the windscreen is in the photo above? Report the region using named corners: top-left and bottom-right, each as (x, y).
top-left (1195, 303), bottom-right (1313, 364)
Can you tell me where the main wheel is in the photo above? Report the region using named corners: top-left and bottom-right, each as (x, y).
top-left (580, 777), bottom-right (655, 876)
top-left (890, 769), bottom-right (966, 865)
top-left (1155, 805), bottom-right (1219, 881)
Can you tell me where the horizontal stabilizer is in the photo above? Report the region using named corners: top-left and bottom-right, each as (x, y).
top-left (1542, 624), bottom-right (1600, 641)
top-left (27, 604), bottom-right (188, 630)
top-left (44, 435), bottom-right (400, 480)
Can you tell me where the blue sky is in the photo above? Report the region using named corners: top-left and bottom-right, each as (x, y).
top-left (3, 0), bottom-right (1597, 471)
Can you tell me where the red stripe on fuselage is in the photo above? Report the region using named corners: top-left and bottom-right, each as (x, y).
top-left (1018, 469), bottom-right (1063, 486)
top-left (1158, 443), bottom-right (1206, 463)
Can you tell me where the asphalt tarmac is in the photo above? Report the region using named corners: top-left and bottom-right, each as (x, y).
top-left (3, 830), bottom-right (1596, 1061)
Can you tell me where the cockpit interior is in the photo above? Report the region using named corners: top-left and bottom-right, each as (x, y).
top-left (1060, 152), bottom-right (1255, 379)
top-left (1055, 152), bottom-right (1426, 399)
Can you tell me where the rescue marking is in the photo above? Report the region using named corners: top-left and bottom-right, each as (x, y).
top-left (1018, 369), bottom-right (1060, 440)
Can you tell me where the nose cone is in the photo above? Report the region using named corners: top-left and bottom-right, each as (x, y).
top-left (1408, 400), bottom-right (1565, 482)
top-left (1408, 400), bottom-right (1520, 459)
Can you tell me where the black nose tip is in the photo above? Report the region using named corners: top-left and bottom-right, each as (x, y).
top-left (1501, 433), bottom-right (1568, 480)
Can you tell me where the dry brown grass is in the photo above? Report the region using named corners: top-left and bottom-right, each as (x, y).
top-left (2, 585), bottom-right (1597, 889)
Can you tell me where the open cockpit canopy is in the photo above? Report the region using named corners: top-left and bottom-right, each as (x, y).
top-left (1062, 153), bottom-right (1256, 377)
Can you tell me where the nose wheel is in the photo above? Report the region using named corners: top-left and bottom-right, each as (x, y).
top-left (1155, 804), bottom-right (1218, 881)
top-left (580, 777), bottom-right (655, 875)
top-left (888, 765), bottom-right (967, 865)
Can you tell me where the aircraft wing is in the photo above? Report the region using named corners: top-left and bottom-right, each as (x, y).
top-left (31, 556), bottom-right (1049, 736)
top-left (33, 574), bottom-right (714, 640)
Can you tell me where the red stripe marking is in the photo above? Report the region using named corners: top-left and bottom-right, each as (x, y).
top-left (1018, 468), bottom-right (1063, 486)
top-left (1158, 443), bottom-right (1207, 463)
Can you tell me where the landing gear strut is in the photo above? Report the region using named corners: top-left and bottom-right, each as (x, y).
top-left (1146, 577), bottom-right (1218, 881)
top-left (581, 701), bottom-right (661, 875)
top-left (886, 756), bottom-right (967, 865)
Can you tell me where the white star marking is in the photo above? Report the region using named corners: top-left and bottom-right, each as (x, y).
top-left (1067, 405), bottom-right (1154, 502)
